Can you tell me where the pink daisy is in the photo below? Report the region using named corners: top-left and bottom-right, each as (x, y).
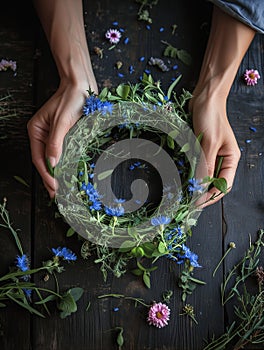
top-left (244, 69), bottom-right (260, 86)
top-left (105, 29), bottom-right (122, 44)
top-left (147, 302), bottom-right (170, 328)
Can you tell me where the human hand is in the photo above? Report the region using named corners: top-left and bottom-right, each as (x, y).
top-left (189, 92), bottom-right (241, 207)
top-left (27, 82), bottom-right (97, 198)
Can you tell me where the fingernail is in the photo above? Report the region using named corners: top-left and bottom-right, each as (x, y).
top-left (49, 157), bottom-right (57, 168)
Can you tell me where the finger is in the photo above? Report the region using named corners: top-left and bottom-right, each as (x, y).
top-left (28, 121), bottom-right (58, 197)
top-left (199, 151), bottom-right (240, 208)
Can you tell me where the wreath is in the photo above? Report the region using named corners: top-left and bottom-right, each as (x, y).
top-left (53, 74), bottom-right (227, 292)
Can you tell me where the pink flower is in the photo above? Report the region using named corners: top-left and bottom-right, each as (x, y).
top-left (147, 302), bottom-right (170, 328)
top-left (105, 29), bottom-right (122, 44)
top-left (244, 69), bottom-right (260, 86)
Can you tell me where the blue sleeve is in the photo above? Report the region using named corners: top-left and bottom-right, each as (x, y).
top-left (208, 0), bottom-right (264, 34)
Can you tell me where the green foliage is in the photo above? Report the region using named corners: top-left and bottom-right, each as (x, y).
top-left (204, 229), bottom-right (264, 349)
top-left (178, 265), bottom-right (206, 302)
top-left (162, 41), bottom-right (192, 66)
top-left (0, 199), bottom-right (82, 318)
top-left (58, 287), bottom-right (84, 319)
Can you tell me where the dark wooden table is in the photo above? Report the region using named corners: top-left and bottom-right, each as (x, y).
top-left (0, 1), bottom-right (263, 349)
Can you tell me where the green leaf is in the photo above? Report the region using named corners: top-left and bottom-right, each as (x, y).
top-left (213, 177), bottom-right (228, 193)
top-left (143, 272), bottom-right (151, 289)
top-left (116, 327), bottom-right (124, 347)
top-left (167, 136), bottom-right (175, 150)
top-left (97, 169), bottom-right (113, 181)
top-left (57, 291), bottom-right (77, 318)
top-left (13, 176), bottom-right (30, 188)
top-left (0, 302), bottom-right (6, 307)
top-left (35, 294), bottom-right (57, 305)
top-left (158, 241), bottom-right (166, 254)
top-left (141, 242), bottom-right (156, 258)
top-left (118, 240), bottom-right (136, 252)
top-left (166, 74), bottom-right (181, 100)
top-left (98, 87), bottom-right (108, 100)
top-left (131, 268), bottom-right (144, 276)
top-left (7, 293), bottom-right (45, 317)
top-left (116, 84), bottom-right (130, 99)
top-left (66, 227), bottom-right (75, 237)
top-left (69, 287), bottom-right (84, 302)
top-left (46, 158), bottom-right (54, 177)
top-left (180, 143), bottom-right (190, 153)
top-left (177, 49), bottom-right (192, 66)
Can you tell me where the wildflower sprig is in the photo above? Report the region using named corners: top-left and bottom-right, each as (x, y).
top-left (0, 198), bottom-right (82, 318)
top-left (204, 229), bottom-right (264, 349)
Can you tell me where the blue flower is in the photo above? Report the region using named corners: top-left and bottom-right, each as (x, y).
top-left (105, 206), bottom-right (125, 217)
top-left (83, 96), bottom-right (113, 116)
top-left (188, 178), bottom-right (203, 194)
top-left (23, 288), bottom-right (32, 300)
top-left (151, 216), bottom-right (171, 226)
top-left (114, 198), bottom-right (126, 203)
top-left (177, 244), bottom-right (201, 268)
top-left (52, 247), bottom-right (77, 261)
top-left (16, 254), bottom-right (30, 272)
top-left (90, 200), bottom-right (102, 211)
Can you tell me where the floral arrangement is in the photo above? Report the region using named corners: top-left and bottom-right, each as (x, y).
top-left (54, 74), bottom-right (227, 297)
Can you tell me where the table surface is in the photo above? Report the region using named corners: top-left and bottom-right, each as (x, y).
top-left (0, 1), bottom-right (263, 349)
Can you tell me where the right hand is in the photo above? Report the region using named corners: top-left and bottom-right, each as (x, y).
top-left (27, 81), bottom-right (98, 198)
top-left (189, 91), bottom-right (241, 207)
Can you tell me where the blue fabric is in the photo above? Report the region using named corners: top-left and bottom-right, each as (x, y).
top-left (209, 0), bottom-right (264, 34)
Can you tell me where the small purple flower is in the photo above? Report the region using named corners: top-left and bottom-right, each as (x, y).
top-left (244, 69), bottom-right (260, 86)
top-left (105, 29), bottom-right (122, 44)
top-left (0, 59), bottom-right (17, 72)
top-left (147, 302), bottom-right (170, 328)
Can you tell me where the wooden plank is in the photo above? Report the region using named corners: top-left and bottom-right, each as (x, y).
top-left (0, 1), bottom-right (34, 349)
top-left (222, 32), bottom-right (264, 349)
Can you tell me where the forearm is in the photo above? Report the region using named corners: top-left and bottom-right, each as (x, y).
top-left (194, 5), bottom-right (255, 100)
top-left (34, 0), bottom-right (97, 91)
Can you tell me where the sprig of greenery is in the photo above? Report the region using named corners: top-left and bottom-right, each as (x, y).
top-left (161, 40), bottom-right (192, 66)
top-left (0, 198), bottom-right (83, 318)
top-left (135, 0), bottom-right (159, 23)
top-left (204, 229), bottom-right (264, 349)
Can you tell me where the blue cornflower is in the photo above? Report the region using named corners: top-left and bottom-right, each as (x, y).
top-left (90, 200), bottom-right (102, 211)
top-left (90, 163), bottom-right (95, 168)
top-left (16, 254), bottom-right (30, 272)
top-left (177, 244), bottom-right (201, 268)
top-left (105, 206), bottom-right (125, 217)
top-left (188, 178), bottom-right (203, 194)
top-left (101, 101), bottom-right (113, 115)
top-left (23, 288), bottom-right (32, 300)
top-left (83, 96), bottom-right (113, 116)
top-left (151, 216), bottom-right (171, 226)
top-left (78, 171), bottom-right (84, 177)
top-left (83, 95), bottom-right (102, 115)
top-left (124, 37), bottom-right (129, 44)
top-left (114, 198), bottom-right (126, 203)
top-left (52, 247), bottom-right (77, 261)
